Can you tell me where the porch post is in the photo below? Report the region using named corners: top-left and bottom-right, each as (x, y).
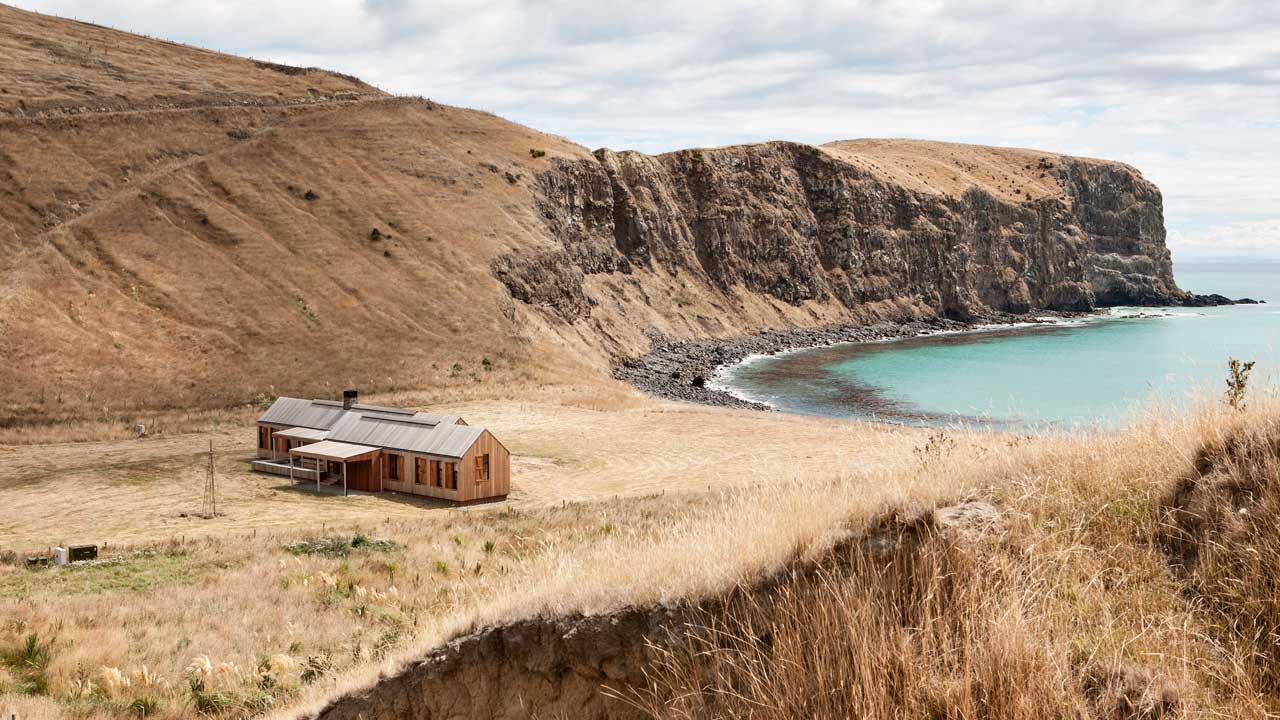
top-left (316, 456), bottom-right (321, 493)
top-left (289, 451), bottom-right (294, 484)
top-left (343, 461), bottom-right (348, 496)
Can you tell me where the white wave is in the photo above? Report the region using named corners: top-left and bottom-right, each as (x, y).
top-left (708, 361), bottom-right (779, 408)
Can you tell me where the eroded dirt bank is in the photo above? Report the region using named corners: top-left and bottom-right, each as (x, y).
top-left (310, 501), bottom-right (1008, 720)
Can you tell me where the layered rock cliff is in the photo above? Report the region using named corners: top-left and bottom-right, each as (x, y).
top-left (499, 139), bottom-right (1187, 325)
top-left (0, 4), bottom-right (1208, 423)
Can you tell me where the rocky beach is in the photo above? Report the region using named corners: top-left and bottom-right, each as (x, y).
top-left (614, 312), bottom-right (1087, 410)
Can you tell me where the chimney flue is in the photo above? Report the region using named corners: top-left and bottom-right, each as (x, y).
top-left (342, 389), bottom-right (358, 409)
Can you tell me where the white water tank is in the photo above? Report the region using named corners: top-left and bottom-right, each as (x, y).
top-left (53, 547), bottom-right (68, 566)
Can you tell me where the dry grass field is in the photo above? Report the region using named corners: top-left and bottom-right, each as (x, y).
top-left (5, 391), bottom-right (1280, 720)
top-left (0, 387), bottom-right (927, 550)
top-left (6, 5), bottom-right (1280, 720)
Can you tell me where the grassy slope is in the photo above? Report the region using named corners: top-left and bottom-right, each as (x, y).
top-left (0, 4), bottom-right (1152, 429)
top-left (4, 396), bottom-right (1278, 719)
top-left (0, 4), bottom-right (378, 114)
top-left (8, 8), bottom-right (1277, 720)
top-left (0, 3), bottom-right (605, 425)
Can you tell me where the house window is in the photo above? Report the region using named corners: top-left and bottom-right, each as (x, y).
top-left (415, 458), bottom-right (428, 484)
top-left (476, 454), bottom-right (490, 482)
top-left (434, 460), bottom-right (445, 488)
top-left (259, 427), bottom-right (269, 449)
top-left (387, 453), bottom-right (400, 481)
top-left (447, 462), bottom-right (458, 490)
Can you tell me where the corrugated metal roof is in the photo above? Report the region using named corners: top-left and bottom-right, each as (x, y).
top-left (259, 397), bottom-right (480, 457)
top-left (258, 397), bottom-right (350, 430)
top-left (418, 422), bottom-right (486, 458)
top-left (351, 402), bottom-right (417, 416)
top-left (289, 440), bottom-right (381, 461)
top-left (274, 427), bottom-right (330, 441)
top-left (326, 412), bottom-right (484, 458)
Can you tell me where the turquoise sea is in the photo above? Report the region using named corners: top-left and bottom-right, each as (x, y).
top-left (719, 260), bottom-right (1280, 430)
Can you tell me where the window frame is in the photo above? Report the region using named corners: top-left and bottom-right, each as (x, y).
top-left (386, 453), bottom-right (400, 481)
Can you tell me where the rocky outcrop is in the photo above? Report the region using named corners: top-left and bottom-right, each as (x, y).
top-left (496, 140), bottom-right (1205, 326)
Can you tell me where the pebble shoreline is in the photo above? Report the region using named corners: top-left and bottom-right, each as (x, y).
top-left (613, 311), bottom-right (1094, 411)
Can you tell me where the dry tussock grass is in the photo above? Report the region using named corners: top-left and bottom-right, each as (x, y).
top-left (0, 494), bottom-right (722, 720)
top-left (5, 393), bottom-right (1280, 720)
top-left (618, 396), bottom-right (1280, 719)
top-left (0, 406), bottom-right (263, 446)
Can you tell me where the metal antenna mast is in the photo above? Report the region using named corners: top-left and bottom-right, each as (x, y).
top-left (203, 439), bottom-right (217, 518)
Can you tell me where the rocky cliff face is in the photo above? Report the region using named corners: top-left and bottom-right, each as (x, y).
top-left (498, 139), bottom-right (1186, 326)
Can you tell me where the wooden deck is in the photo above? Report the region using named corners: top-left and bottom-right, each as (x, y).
top-left (251, 459), bottom-right (321, 482)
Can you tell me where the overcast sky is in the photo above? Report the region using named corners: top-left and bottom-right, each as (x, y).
top-left (16, 0), bottom-right (1280, 259)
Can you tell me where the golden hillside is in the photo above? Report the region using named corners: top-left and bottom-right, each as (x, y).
top-left (822, 138), bottom-right (1089, 204)
top-left (0, 3), bottom-right (378, 115)
top-left (0, 4), bottom-right (612, 426)
top-left (0, 4), bottom-right (1181, 428)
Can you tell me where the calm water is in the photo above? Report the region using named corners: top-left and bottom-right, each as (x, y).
top-left (720, 260), bottom-right (1280, 430)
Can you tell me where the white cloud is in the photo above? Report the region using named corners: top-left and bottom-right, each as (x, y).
top-left (1169, 219), bottom-right (1280, 259)
top-left (14, 0), bottom-right (1280, 258)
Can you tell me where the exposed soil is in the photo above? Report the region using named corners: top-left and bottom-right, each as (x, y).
top-left (311, 500), bottom-right (1002, 720)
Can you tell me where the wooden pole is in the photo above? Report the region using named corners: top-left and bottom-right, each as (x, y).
top-left (343, 461), bottom-right (348, 496)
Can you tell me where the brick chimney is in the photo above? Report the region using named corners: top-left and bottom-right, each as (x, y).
top-left (342, 389), bottom-right (358, 409)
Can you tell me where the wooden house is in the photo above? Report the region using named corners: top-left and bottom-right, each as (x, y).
top-left (252, 390), bottom-right (510, 504)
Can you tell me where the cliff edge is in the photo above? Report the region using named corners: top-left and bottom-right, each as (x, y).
top-left (0, 4), bottom-right (1208, 422)
top-left (501, 138), bottom-right (1190, 329)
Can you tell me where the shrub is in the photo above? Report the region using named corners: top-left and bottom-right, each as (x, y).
top-left (285, 535), bottom-right (396, 558)
top-left (1225, 357), bottom-right (1255, 410)
top-left (300, 654), bottom-right (334, 685)
top-left (2, 631), bottom-right (54, 695)
top-left (529, 148), bottom-right (546, 159)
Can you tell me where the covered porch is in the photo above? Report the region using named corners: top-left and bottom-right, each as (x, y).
top-left (288, 440), bottom-right (382, 496)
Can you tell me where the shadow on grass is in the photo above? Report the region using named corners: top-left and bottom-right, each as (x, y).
top-left (267, 482), bottom-right (466, 510)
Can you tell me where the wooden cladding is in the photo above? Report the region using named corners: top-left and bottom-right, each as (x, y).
top-left (255, 423), bottom-right (510, 503)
